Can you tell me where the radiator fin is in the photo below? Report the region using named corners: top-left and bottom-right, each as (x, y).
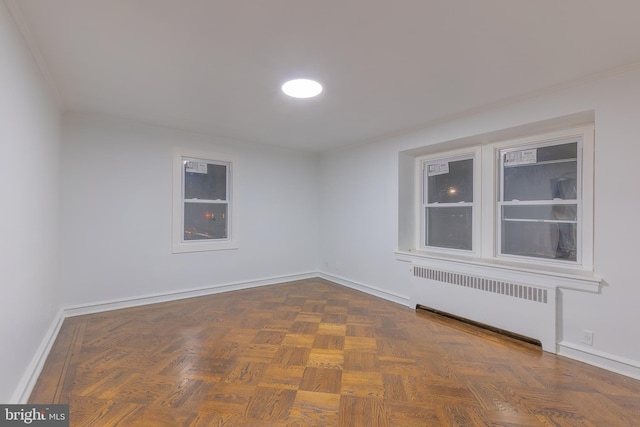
top-left (412, 266), bottom-right (548, 304)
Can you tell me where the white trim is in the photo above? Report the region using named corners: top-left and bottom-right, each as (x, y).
top-left (318, 272), bottom-right (412, 307)
top-left (558, 341), bottom-right (640, 381)
top-left (11, 273), bottom-right (640, 402)
top-left (11, 309), bottom-right (65, 404)
top-left (10, 272), bottom-right (315, 402)
top-left (64, 273), bottom-right (316, 317)
top-left (395, 250), bottom-right (601, 292)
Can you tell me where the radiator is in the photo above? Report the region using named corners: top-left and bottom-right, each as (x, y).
top-left (411, 265), bottom-right (557, 352)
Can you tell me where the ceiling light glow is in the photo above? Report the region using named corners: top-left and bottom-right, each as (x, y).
top-left (282, 79), bottom-right (323, 98)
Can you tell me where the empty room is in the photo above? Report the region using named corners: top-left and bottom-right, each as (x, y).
top-left (2, 0), bottom-right (640, 425)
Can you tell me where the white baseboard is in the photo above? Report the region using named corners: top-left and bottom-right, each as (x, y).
top-left (12, 272), bottom-right (315, 402)
top-left (64, 272), bottom-right (316, 317)
top-left (318, 272), bottom-right (412, 307)
top-left (557, 341), bottom-right (640, 380)
top-left (14, 273), bottom-right (640, 403)
top-left (11, 309), bottom-right (65, 404)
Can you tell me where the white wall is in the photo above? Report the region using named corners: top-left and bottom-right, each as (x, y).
top-left (4, 0), bottom-right (639, 400)
top-left (0, 2), bottom-right (61, 402)
top-left (59, 113), bottom-right (319, 307)
top-left (319, 66), bottom-right (640, 377)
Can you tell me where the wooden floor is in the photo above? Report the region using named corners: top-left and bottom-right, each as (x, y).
top-left (30, 279), bottom-right (640, 426)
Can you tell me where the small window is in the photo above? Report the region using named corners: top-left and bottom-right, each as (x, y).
top-left (422, 155), bottom-right (476, 252)
top-left (498, 140), bottom-right (580, 262)
top-left (183, 159), bottom-right (229, 241)
top-left (173, 149), bottom-right (237, 253)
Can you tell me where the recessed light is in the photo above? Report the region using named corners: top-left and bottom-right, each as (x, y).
top-left (282, 79), bottom-right (323, 98)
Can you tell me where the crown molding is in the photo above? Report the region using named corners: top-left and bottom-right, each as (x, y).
top-left (4, 0), bottom-right (66, 109)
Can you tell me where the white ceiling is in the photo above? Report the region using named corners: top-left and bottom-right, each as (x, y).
top-left (12, 0), bottom-right (640, 152)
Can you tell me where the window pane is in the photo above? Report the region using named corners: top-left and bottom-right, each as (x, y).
top-left (426, 206), bottom-right (472, 250)
top-left (502, 221), bottom-right (576, 261)
top-left (503, 205), bottom-right (577, 222)
top-left (184, 203), bottom-right (228, 240)
top-left (502, 142), bottom-right (577, 201)
top-left (184, 162), bottom-right (227, 200)
top-left (503, 162), bottom-right (577, 201)
top-left (536, 142), bottom-right (577, 163)
top-left (427, 158), bottom-right (473, 203)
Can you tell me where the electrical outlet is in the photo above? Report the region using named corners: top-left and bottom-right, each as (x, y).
top-left (581, 329), bottom-right (594, 346)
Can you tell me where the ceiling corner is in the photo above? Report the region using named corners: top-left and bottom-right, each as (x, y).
top-left (4, 0), bottom-right (67, 109)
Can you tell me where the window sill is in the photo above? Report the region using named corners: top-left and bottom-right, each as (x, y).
top-left (172, 240), bottom-right (239, 254)
top-left (395, 249), bottom-right (601, 293)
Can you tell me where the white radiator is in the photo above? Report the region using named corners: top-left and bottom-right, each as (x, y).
top-left (411, 265), bottom-right (557, 352)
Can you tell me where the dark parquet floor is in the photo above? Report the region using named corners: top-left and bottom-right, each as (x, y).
top-left (29, 278), bottom-right (640, 426)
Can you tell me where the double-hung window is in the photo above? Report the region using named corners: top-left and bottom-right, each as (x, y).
top-left (498, 140), bottom-right (581, 263)
top-left (421, 151), bottom-right (479, 253)
top-left (172, 148), bottom-right (237, 253)
top-left (183, 158), bottom-right (230, 241)
top-left (402, 124), bottom-right (594, 273)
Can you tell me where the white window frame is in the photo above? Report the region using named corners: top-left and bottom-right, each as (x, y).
top-left (485, 127), bottom-right (594, 271)
top-left (496, 137), bottom-right (583, 266)
top-left (418, 147), bottom-right (481, 257)
top-left (172, 147), bottom-right (238, 253)
top-left (407, 125), bottom-right (594, 273)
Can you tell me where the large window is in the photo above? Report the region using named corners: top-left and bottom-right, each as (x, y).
top-left (405, 125), bottom-right (594, 271)
top-left (173, 148), bottom-right (237, 253)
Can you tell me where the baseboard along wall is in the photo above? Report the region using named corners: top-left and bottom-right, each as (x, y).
top-left (12, 271), bottom-right (640, 402)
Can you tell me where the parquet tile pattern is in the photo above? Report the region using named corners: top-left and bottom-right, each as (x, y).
top-left (30, 279), bottom-right (640, 426)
